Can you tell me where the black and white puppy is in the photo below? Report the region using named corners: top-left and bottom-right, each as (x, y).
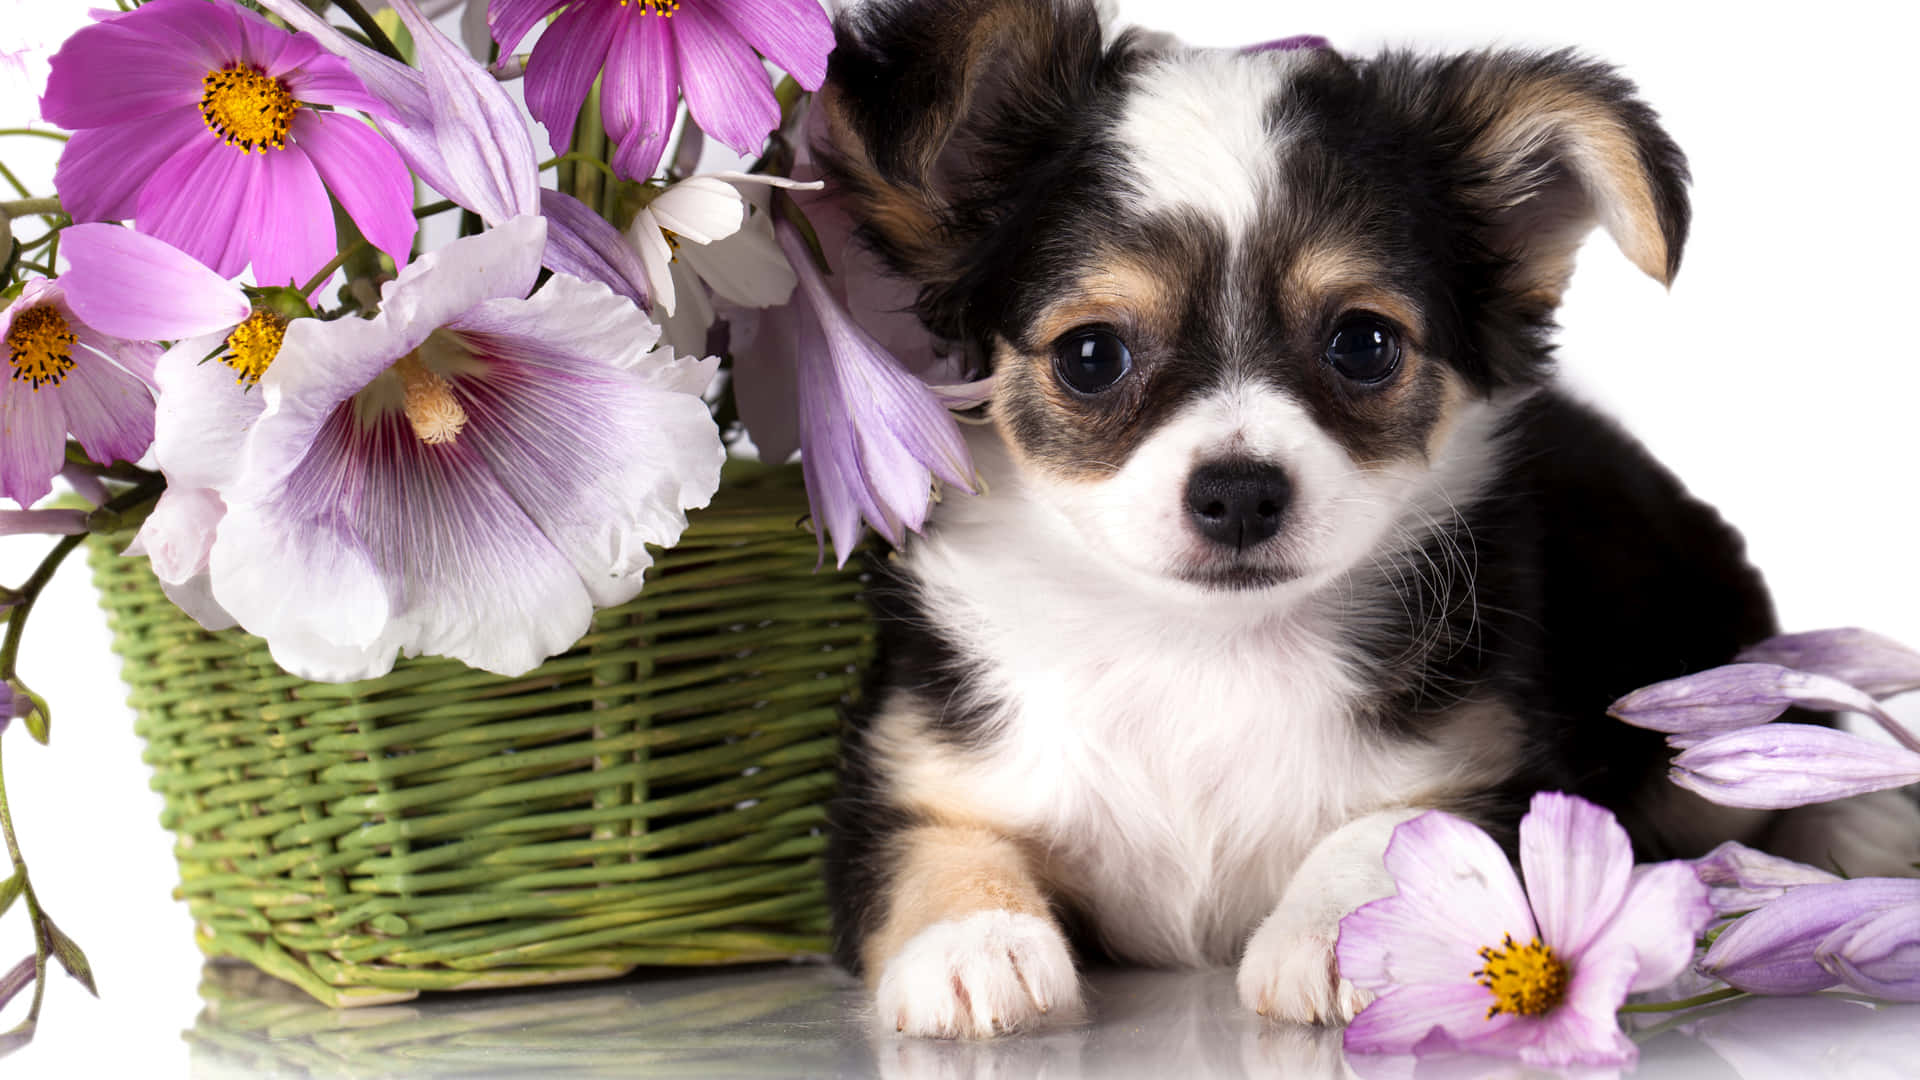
top-left (814, 0), bottom-right (1920, 1039)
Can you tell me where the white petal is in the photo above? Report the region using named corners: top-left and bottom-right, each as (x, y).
top-left (678, 213), bottom-right (798, 308)
top-left (648, 176), bottom-right (749, 245)
top-left (150, 333), bottom-right (266, 492)
top-left (625, 208), bottom-right (678, 316)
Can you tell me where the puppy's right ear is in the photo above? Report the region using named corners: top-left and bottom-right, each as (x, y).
top-left (816, 0), bottom-right (1122, 314)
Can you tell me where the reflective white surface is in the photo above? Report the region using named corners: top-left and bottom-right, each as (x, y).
top-left (168, 962), bottom-right (1920, 1080)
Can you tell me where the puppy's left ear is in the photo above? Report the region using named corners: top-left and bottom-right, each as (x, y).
top-left (1426, 50), bottom-right (1691, 300)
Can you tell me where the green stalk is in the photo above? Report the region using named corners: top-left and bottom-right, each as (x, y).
top-left (328, 0), bottom-right (408, 63)
top-left (0, 131), bottom-right (68, 143)
top-left (0, 199), bottom-right (59, 219)
top-left (0, 478), bottom-right (164, 680)
top-left (297, 239), bottom-right (370, 299)
top-left (1616, 986), bottom-right (1747, 1014)
top-left (0, 741), bottom-right (48, 1030)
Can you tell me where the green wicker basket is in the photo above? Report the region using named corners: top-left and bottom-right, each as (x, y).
top-left (84, 464), bottom-right (870, 1007)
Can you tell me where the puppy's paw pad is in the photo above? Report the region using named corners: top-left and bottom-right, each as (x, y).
top-left (876, 910), bottom-right (1081, 1039)
top-left (1237, 915), bottom-right (1372, 1027)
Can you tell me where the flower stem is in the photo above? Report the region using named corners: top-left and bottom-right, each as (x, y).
top-left (0, 165), bottom-right (33, 202)
top-left (0, 476), bottom-right (164, 680)
top-left (0, 130), bottom-right (68, 143)
top-left (298, 239), bottom-right (370, 299)
top-left (1617, 986), bottom-right (1748, 1014)
top-left (329, 0), bottom-right (408, 63)
top-left (0, 198), bottom-right (59, 219)
top-left (0, 740), bottom-right (50, 1031)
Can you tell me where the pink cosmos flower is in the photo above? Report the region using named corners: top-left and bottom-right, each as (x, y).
top-left (489, 0), bottom-right (834, 180)
top-left (1337, 792), bottom-right (1712, 1067)
top-left (1, 278), bottom-right (158, 506)
top-left (40, 0), bottom-right (415, 288)
top-left (136, 216), bottom-right (725, 681)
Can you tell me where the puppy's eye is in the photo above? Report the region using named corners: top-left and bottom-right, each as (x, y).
top-left (1324, 316), bottom-right (1402, 384)
top-left (1053, 329), bottom-right (1133, 395)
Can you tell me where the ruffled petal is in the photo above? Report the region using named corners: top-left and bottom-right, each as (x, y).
top-left (0, 374), bottom-right (65, 507)
top-left (55, 342), bottom-right (156, 467)
top-left (38, 15), bottom-right (205, 129)
top-left (705, 0), bottom-right (833, 89)
top-left (604, 12), bottom-right (679, 180)
top-left (291, 111), bottom-right (418, 266)
top-left (150, 333), bottom-right (266, 492)
top-left (57, 225), bottom-right (251, 342)
top-left (450, 281), bottom-right (723, 605)
top-left (539, 189), bottom-right (653, 310)
top-left (522, 1), bottom-right (616, 157)
top-left (669, 2), bottom-right (781, 155)
top-left (52, 106), bottom-right (205, 224)
top-left (130, 486), bottom-right (225, 588)
top-left (1519, 792), bottom-right (1634, 960)
top-left (1580, 861), bottom-right (1713, 993)
top-left (245, 145), bottom-right (336, 289)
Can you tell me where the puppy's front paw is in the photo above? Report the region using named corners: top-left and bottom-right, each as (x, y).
top-left (1236, 908), bottom-right (1372, 1027)
top-left (876, 910), bottom-right (1081, 1039)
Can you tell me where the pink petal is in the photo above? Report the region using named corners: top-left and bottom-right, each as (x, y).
top-left (1343, 984), bottom-right (1515, 1057)
top-left (489, 0), bottom-right (570, 53)
top-left (1470, 944), bottom-right (1640, 1067)
top-left (669, 2), bottom-right (781, 155)
top-left (291, 111), bottom-right (417, 266)
top-left (605, 12), bottom-right (679, 180)
top-left (243, 146), bottom-right (335, 289)
top-left (705, 0), bottom-right (833, 89)
top-left (137, 134), bottom-right (259, 280)
top-left (282, 52), bottom-right (393, 119)
top-left (1580, 860), bottom-right (1713, 993)
top-left (226, 0), bottom-right (300, 75)
top-left (38, 17), bottom-right (204, 129)
top-left (58, 225), bottom-right (251, 342)
top-left (1519, 792), bottom-right (1634, 959)
top-left (55, 347), bottom-right (155, 468)
top-left (0, 368), bottom-right (67, 507)
top-left (522, 1), bottom-right (616, 157)
top-left (52, 105), bottom-right (205, 223)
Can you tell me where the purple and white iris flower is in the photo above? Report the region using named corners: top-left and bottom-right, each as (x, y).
top-left (1, 277), bottom-right (158, 507)
top-left (489, 0), bottom-right (833, 180)
top-left (133, 216), bottom-right (725, 681)
top-left (1337, 792), bottom-right (1712, 1067)
top-left (1610, 629), bottom-right (1920, 808)
top-left (1700, 877), bottom-right (1920, 1001)
top-left (40, 0), bottom-right (415, 289)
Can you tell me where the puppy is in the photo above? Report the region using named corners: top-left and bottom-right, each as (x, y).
top-left (812, 0), bottom-right (1920, 1039)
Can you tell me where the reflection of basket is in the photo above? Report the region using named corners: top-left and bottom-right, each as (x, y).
top-left (86, 464), bottom-right (870, 1006)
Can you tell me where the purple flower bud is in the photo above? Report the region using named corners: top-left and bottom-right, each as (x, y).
top-left (0, 509), bottom-right (89, 537)
top-left (1817, 902), bottom-right (1920, 1002)
top-left (1610, 663), bottom-right (1886, 746)
top-left (1739, 628), bottom-right (1920, 700)
top-left (1671, 724), bottom-right (1920, 809)
top-left (1701, 878), bottom-right (1920, 995)
top-left (1693, 841), bottom-right (1841, 916)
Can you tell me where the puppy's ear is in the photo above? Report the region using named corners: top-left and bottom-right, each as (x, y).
top-left (815, 0), bottom-right (1124, 325)
top-left (1421, 50), bottom-right (1690, 302)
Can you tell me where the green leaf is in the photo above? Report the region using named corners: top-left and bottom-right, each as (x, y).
top-left (42, 920), bottom-right (94, 998)
top-left (0, 874), bottom-right (20, 920)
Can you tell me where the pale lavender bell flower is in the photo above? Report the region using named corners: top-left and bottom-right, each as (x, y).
top-left (1692, 841), bottom-right (1841, 917)
top-left (1700, 877), bottom-right (1920, 998)
top-left (1668, 723), bottom-right (1920, 809)
top-left (767, 218), bottom-right (976, 567)
top-left (1738, 628), bottom-right (1920, 699)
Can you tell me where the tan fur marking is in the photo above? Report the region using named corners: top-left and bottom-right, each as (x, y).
top-left (861, 825), bottom-right (1056, 984)
top-left (1473, 80), bottom-right (1668, 284)
top-left (1029, 257), bottom-right (1179, 347)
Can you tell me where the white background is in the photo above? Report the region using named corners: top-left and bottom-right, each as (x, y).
top-left (2, 1), bottom-right (1918, 1075)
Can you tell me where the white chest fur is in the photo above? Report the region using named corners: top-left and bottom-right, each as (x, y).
top-left (895, 438), bottom-right (1489, 967)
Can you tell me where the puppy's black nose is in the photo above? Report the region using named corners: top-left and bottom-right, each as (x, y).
top-left (1185, 461), bottom-right (1290, 549)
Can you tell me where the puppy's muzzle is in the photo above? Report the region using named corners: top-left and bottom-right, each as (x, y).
top-left (1185, 460), bottom-right (1291, 550)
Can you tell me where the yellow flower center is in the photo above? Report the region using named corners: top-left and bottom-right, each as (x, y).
top-left (6, 305), bottom-right (77, 390)
top-left (1474, 934), bottom-right (1568, 1019)
top-left (220, 311), bottom-right (288, 384)
top-left (200, 65), bottom-right (297, 153)
top-left (394, 351), bottom-right (467, 446)
top-left (620, 0), bottom-right (679, 14)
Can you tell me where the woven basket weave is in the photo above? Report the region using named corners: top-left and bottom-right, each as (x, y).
top-left (85, 464), bottom-right (870, 1006)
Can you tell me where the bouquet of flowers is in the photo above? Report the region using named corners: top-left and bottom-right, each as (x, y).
top-left (0, 0), bottom-right (979, 1046)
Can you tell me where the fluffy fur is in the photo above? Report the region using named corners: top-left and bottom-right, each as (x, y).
top-left (814, 0), bottom-right (1920, 1039)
